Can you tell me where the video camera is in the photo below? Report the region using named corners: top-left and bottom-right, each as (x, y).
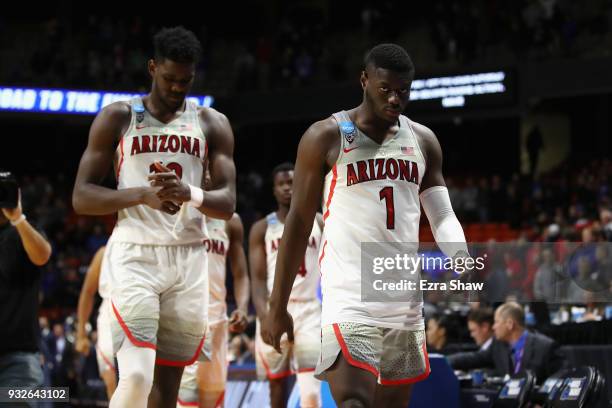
top-left (0, 171), bottom-right (19, 208)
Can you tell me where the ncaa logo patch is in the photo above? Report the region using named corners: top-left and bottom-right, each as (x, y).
top-left (134, 103), bottom-right (145, 123)
top-left (340, 121), bottom-right (356, 144)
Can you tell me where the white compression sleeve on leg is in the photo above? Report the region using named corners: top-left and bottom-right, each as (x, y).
top-left (296, 372), bottom-right (321, 408)
top-left (420, 186), bottom-right (468, 258)
top-left (109, 340), bottom-right (156, 408)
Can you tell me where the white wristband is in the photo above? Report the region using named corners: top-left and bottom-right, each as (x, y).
top-left (188, 184), bottom-right (204, 207)
top-left (10, 214), bottom-right (26, 226)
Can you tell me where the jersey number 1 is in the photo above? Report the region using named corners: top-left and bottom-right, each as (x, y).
top-left (379, 187), bottom-right (395, 229)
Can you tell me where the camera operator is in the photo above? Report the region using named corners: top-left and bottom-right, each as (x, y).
top-left (0, 187), bottom-right (52, 400)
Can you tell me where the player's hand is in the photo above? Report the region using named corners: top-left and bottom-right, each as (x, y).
top-left (453, 250), bottom-right (476, 282)
top-left (148, 162), bottom-right (191, 203)
top-left (228, 309), bottom-right (248, 333)
top-left (1, 189), bottom-right (22, 221)
top-left (75, 335), bottom-right (91, 356)
top-left (260, 308), bottom-right (294, 354)
top-left (141, 186), bottom-right (181, 215)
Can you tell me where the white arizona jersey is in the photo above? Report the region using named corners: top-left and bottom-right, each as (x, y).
top-left (319, 111), bottom-right (426, 330)
top-left (204, 217), bottom-right (230, 324)
top-left (109, 97), bottom-right (207, 245)
top-left (265, 212), bottom-right (322, 301)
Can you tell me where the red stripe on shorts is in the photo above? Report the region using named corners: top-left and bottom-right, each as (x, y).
top-left (96, 345), bottom-right (115, 371)
top-left (111, 301), bottom-right (156, 350)
top-left (177, 397), bottom-right (199, 407)
top-left (156, 334), bottom-right (206, 367)
top-left (257, 350), bottom-right (294, 380)
top-left (332, 323), bottom-right (379, 378)
top-left (379, 341), bottom-right (431, 385)
top-left (214, 390), bottom-right (225, 408)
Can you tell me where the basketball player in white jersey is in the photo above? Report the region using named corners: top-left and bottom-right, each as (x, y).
top-left (177, 209), bottom-right (250, 408)
top-left (249, 163), bottom-right (323, 408)
top-left (72, 27), bottom-right (236, 408)
top-left (261, 44), bottom-right (469, 407)
top-left (76, 246), bottom-right (117, 400)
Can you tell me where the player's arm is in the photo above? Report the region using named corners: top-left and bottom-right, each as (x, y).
top-left (152, 108), bottom-right (236, 220)
top-left (75, 246), bottom-right (105, 356)
top-left (248, 219), bottom-right (269, 322)
top-left (72, 102), bottom-right (177, 215)
top-left (227, 213), bottom-right (250, 333)
top-left (2, 191), bottom-right (51, 266)
top-left (264, 120), bottom-right (337, 351)
top-left (417, 124), bottom-right (467, 258)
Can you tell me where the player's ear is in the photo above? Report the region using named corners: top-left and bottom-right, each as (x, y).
top-left (360, 70), bottom-right (368, 90)
top-left (148, 59), bottom-right (157, 79)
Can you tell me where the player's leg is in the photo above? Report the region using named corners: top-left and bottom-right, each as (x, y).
top-left (100, 369), bottom-right (118, 399)
top-left (107, 243), bottom-right (162, 408)
top-left (291, 301), bottom-right (322, 408)
top-left (325, 354), bottom-right (377, 408)
top-left (373, 328), bottom-right (429, 408)
top-left (269, 377), bottom-right (291, 408)
top-left (197, 321), bottom-right (228, 408)
top-left (111, 340), bottom-right (156, 408)
top-left (315, 323), bottom-right (383, 408)
top-left (255, 320), bottom-right (292, 408)
top-left (149, 365), bottom-right (185, 407)
top-left (154, 244), bottom-right (208, 408)
top-left (373, 384), bottom-right (414, 408)
top-left (177, 362), bottom-right (199, 407)
top-left (96, 300), bottom-right (117, 399)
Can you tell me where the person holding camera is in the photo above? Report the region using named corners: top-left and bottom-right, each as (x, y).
top-left (0, 185), bottom-right (52, 402)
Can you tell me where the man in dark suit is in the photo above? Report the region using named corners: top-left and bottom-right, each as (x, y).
top-left (448, 302), bottom-right (565, 383)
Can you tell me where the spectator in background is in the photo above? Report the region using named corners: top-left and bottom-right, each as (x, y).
top-left (526, 125), bottom-right (544, 178)
top-left (460, 177), bottom-right (479, 222)
top-left (493, 302), bottom-right (564, 382)
top-left (600, 208), bottom-right (612, 241)
top-left (466, 308), bottom-right (495, 351)
top-left (534, 248), bottom-right (563, 302)
top-left (0, 190), bottom-right (52, 400)
top-left (426, 314), bottom-right (462, 354)
top-left (448, 307), bottom-right (508, 375)
top-left (449, 302), bottom-right (564, 383)
top-left (46, 323), bottom-right (74, 388)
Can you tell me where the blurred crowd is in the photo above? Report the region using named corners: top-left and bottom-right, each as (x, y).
top-left (1, 0), bottom-right (611, 94)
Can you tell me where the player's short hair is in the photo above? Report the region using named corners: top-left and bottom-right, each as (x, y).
top-left (271, 162), bottom-right (294, 181)
top-left (496, 302), bottom-right (525, 327)
top-left (153, 26), bottom-right (202, 64)
top-left (364, 43), bottom-right (414, 75)
top-left (467, 307), bottom-right (494, 326)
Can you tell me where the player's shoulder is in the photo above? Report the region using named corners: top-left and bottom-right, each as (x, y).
top-left (227, 212), bottom-right (243, 229)
top-left (99, 101), bottom-right (131, 122)
top-left (405, 117), bottom-right (440, 158)
top-left (197, 106), bottom-right (229, 126)
top-left (405, 117), bottom-right (437, 141)
top-left (304, 116), bottom-right (339, 141)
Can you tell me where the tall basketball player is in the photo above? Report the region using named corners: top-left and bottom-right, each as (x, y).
top-left (249, 163), bottom-right (323, 408)
top-left (177, 209), bottom-right (250, 408)
top-left (76, 246), bottom-right (117, 400)
top-left (72, 27), bottom-right (236, 408)
top-left (261, 44), bottom-right (469, 407)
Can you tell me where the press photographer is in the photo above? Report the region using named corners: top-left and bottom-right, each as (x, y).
top-left (0, 171), bottom-right (52, 398)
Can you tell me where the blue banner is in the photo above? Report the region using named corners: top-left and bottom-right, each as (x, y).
top-left (0, 87), bottom-right (214, 114)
